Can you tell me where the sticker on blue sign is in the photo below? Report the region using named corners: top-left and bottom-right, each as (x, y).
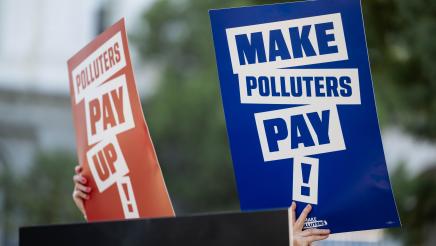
top-left (209, 0), bottom-right (400, 233)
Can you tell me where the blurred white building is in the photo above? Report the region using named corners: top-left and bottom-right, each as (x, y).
top-left (0, 0), bottom-right (157, 172)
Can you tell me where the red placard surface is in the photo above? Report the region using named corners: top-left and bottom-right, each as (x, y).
top-left (67, 18), bottom-right (174, 221)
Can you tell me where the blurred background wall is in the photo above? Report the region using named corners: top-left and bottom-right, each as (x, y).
top-left (0, 0), bottom-right (435, 245)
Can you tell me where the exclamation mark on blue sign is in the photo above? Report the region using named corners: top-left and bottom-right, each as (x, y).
top-left (301, 163), bottom-right (311, 196)
top-left (293, 157), bottom-right (319, 204)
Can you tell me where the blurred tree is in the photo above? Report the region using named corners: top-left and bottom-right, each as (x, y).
top-left (363, 0), bottom-right (436, 138)
top-left (16, 152), bottom-right (82, 224)
top-left (0, 152), bottom-right (82, 245)
top-left (0, 155), bottom-right (15, 245)
top-left (390, 164), bottom-right (436, 245)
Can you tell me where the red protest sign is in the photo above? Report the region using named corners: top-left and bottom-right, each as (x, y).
top-left (67, 18), bottom-right (174, 221)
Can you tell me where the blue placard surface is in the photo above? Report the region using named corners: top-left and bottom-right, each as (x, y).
top-left (209, 0), bottom-right (400, 233)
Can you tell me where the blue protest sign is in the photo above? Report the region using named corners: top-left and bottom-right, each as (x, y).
top-left (209, 0), bottom-right (400, 233)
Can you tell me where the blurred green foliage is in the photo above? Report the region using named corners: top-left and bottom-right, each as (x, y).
top-left (16, 152), bottom-right (82, 223)
top-left (363, 0), bottom-right (436, 137)
top-left (0, 152), bottom-right (82, 244)
top-left (390, 164), bottom-right (436, 245)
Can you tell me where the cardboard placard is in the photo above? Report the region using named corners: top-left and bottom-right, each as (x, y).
top-left (67, 19), bottom-right (174, 221)
top-left (209, 0), bottom-right (400, 233)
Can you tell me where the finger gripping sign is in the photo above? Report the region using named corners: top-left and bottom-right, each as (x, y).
top-left (210, 0), bottom-right (400, 233)
top-left (67, 19), bottom-right (174, 221)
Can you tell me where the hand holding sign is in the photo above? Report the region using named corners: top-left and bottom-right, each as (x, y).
top-left (72, 165), bottom-right (90, 219)
top-left (290, 202), bottom-right (330, 246)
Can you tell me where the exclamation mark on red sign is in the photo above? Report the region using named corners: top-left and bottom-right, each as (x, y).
top-left (301, 163), bottom-right (311, 196)
top-left (122, 182), bottom-right (134, 213)
top-left (117, 176), bottom-right (139, 218)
